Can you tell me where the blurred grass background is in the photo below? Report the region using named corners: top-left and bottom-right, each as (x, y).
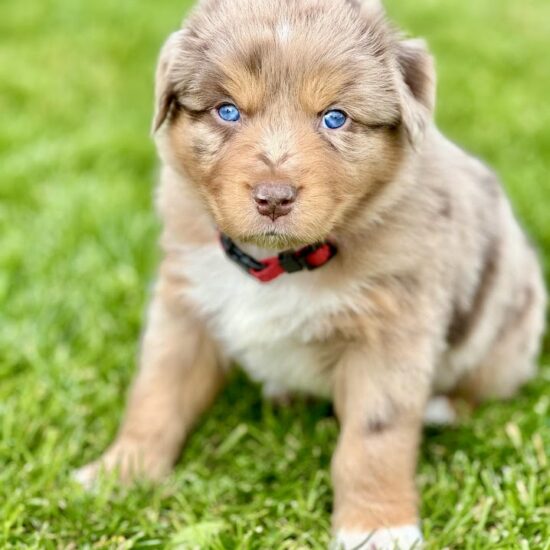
top-left (0, 0), bottom-right (549, 548)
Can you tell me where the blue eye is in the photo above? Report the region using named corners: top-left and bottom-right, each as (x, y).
top-left (217, 103), bottom-right (241, 122)
top-left (322, 110), bottom-right (347, 130)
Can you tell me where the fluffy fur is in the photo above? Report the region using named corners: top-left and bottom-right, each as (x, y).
top-left (76, 0), bottom-right (547, 547)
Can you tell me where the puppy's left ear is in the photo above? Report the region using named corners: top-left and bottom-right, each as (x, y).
top-left (394, 38), bottom-right (436, 147)
top-left (152, 30), bottom-right (186, 133)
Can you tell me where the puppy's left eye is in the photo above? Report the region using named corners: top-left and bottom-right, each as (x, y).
top-left (217, 103), bottom-right (241, 122)
top-left (322, 110), bottom-right (348, 130)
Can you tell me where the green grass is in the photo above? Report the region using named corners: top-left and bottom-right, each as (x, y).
top-left (0, 0), bottom-right (549, 548)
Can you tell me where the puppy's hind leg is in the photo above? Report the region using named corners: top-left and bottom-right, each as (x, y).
top-left (423, 396), bottom-right (457, 426)
top-left (456, 270), bottom-right (546, 404)
top-left (75, 273), bottom-right (226, 487)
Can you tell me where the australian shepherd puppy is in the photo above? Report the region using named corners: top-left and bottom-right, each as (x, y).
top-left (76, 0), bottom-right (546, 547)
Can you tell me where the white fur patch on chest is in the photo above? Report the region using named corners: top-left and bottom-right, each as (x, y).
top-left (177, 244), bottom-right (360, 397)
top-left (276, 21), bottom-right (292, 43)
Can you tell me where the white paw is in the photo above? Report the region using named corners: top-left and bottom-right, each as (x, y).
top-left (332, 525), bottom-right (423, 550)
top-left (423, 396), bottom-right (457, 426)
top-left (73, 442), bottom-right (172, 489)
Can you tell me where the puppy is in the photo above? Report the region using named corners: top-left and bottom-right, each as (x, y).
top-left (76, 0), bottom-right (547, 547)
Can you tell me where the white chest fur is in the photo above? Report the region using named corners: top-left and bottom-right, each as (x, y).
top-left (177, 244), bottom-right (360, 398)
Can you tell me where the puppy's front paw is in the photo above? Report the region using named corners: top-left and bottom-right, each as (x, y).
top-left (332, 525), bottom-right (423, 550)
top-left (73, 440), bottom-right (173, 489)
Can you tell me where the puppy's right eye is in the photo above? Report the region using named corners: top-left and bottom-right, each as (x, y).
top-left (217, 103), bottom-right (241, 122)
top-left (322, 109), bottom-right (348, 130)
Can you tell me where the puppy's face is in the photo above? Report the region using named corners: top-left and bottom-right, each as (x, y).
top-left (155, 0), bottom-right (435, 249)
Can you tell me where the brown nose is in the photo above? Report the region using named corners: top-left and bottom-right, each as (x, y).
top-left (252, 182), bottom-right (297, 220)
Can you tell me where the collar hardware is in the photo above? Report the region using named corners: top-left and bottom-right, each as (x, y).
top-left (220, 234), bottom-right (337, 283)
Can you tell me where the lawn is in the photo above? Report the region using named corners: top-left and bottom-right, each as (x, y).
top-left (0, 0), bottom-right (549, 548)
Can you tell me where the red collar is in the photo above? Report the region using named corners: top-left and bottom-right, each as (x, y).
top-left (220, 234), bottom-right (337, 283)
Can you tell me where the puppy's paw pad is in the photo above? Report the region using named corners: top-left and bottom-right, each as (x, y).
top-left (332, 525), bottom-right (423, 550)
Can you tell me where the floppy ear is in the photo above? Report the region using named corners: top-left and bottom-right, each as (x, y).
top-left (394, 38), bottom-right (436, 147)
top-left (152, 30), bottom-right (186, 133)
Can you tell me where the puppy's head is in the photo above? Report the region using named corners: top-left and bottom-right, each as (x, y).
top-left (154, 0), bottom-right (435, 249)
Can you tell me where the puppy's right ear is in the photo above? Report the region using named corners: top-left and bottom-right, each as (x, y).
top-left (152, 30), bottom-right (186, 133)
